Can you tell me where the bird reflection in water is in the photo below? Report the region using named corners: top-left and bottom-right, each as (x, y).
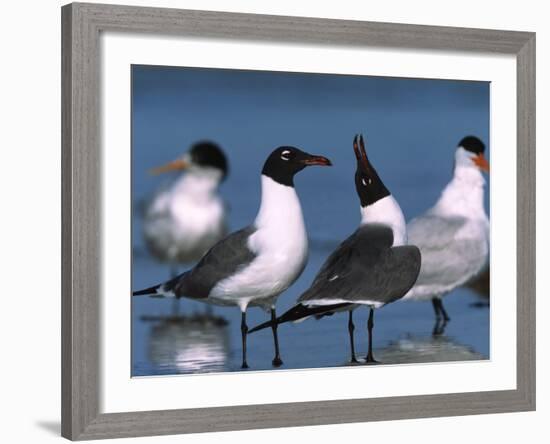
top-left (146, 315), bottom-right (231, 374)
top-left (374, 334), bottom-right (485, 365)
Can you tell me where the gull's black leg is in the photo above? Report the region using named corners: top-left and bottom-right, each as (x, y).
top-left (348, 310), bottom-right (358, 363)
top-left (270, 308), bottom-right (283, 367)
top-left (241, 311), bottom-right (249, 369)
top-left (365, 308), bottom-right (378, 364)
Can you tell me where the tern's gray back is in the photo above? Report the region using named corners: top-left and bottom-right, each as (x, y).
top-left (168, 226), bottom-right (257, 299)
top-left (407, 214), bottom-right (467, 249)
top-left (299, 224), bottom-right (421, 306)
top-left (407, 214), bottom-right (488, 291)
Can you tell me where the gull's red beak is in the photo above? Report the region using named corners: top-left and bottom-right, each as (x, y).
top-left (473, 153), bottom-right (490, 172)
top-left (302, 154), bottom-right (332, 166)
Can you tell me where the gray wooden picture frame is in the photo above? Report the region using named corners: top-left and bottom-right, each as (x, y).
top-left (61, 2), bottom-right (536, 440)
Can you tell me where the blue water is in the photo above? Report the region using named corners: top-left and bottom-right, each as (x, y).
top-left (131, 65), bottom-right (490, 376)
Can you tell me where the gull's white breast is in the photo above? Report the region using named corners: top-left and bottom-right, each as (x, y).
top-left (209, 176), bottom-right (309, 310)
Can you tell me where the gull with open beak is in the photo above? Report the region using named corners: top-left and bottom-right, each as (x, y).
top-left (403, 136), bottom-right (490, 333)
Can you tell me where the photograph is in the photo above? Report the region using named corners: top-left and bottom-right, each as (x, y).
top-left (1, 0), bottom-right (539, 441)
top-left (131, 65), bottom-right (490, 376)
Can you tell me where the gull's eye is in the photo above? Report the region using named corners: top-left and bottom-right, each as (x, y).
top-left (280, 150), bottom-right (292, 161)
top-left (361, 177), bottom-right (372, 186)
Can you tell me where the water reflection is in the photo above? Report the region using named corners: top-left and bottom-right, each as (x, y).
top-left (147, 316), bottom-right (231, 374)
top-left (376, 334), bottom-right (485, 364)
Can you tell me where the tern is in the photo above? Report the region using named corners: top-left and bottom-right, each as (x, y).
top-left (249, 135), bottom-right (421, 364)
top-left (143, 141), bottom-right (229, 274)
top-left (403, 136), bottom-right (490, 331)
top-left (133, 146), bottom-right (332, 369)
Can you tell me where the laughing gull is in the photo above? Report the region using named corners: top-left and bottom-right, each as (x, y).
top-left (249, 135), bottom-right (421, 364)
top-left (143, 141), bottom-right (229, 275)
top-left (402, 136), bottom-right (490, 331)
top-left (134, 146), bottom-right (332, 369)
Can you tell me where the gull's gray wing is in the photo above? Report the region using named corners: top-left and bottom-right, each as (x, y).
top-left (168, 226), bottom-right (256, 299)
top-left (407, 214), bottom-right (487, 290)
top-left (299, 224), bottom-right (421, 306)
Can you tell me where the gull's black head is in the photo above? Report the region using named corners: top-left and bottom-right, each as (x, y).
top-left (353, 134), bottom-right (390, 207)
top-left (261, 146), bottom-right (332, 187)
top-left (189, 141), bottom-right (229, 180)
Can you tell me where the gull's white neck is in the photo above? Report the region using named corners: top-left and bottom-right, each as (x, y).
top-left (249, 175), bottom-right (308, 278)
top-left (255, 175), bottom-right (305, 230)
top-left (360, 195), bottom-right (407, 246)
top-left (431, 149), bottom-right (487, 219)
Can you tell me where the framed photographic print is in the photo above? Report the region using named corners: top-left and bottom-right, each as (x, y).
top-left (61, 2), bottom-right (535, 440)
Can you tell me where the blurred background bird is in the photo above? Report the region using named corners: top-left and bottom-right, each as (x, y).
top-left (142, 141), bottom-right (229, 315)
top-left (403, 136), bottom-right (490, 334)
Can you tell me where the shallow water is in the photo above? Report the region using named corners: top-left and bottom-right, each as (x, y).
top-left (131, 66), bottom-right (490, 376)
top-left (132, 252), bottom-right (489, 376)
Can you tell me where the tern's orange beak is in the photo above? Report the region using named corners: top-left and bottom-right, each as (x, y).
top-left (149, 158), bottom-right (189, 175)
top-left (473, 153), bottom-right (490, 172)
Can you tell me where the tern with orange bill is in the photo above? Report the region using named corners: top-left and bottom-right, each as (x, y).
top-left (403, 136), bottom-right (490, 333)
top-left (143, 141), bottom-right (229, 276)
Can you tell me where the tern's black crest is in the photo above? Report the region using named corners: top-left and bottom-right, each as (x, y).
top-left (262, 146), bottom-right (331, 187)
top-left (190, 141), bottom-right (229, 180)
top-left (353, 135), bottom-right (390, 207)
top-left (458, 136), bottom-right (485, 155)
